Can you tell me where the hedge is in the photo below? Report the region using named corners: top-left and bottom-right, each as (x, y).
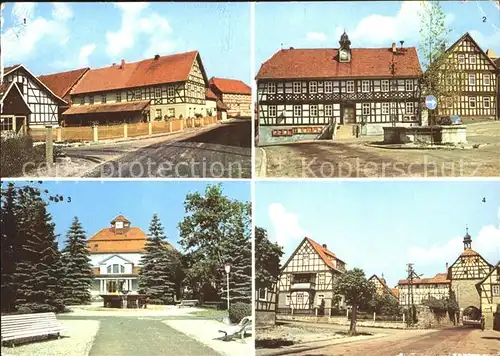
top-left (229, 302), bottom-right (251, 324)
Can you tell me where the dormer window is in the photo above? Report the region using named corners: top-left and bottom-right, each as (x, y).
top-left (115, 221), bottom-right (124, 229)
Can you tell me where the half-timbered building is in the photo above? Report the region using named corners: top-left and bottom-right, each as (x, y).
top-left (448, 228), bottom-right (493, 321)
top-left (476, 262), bottom-right (500, 330)
top-left (255, 282), bottom-right (278, 327)
top-left (2, 64), bottom-right (67, 128)
top-left (397, 272), bottom-right (450, 307)
top-left (209, 77), bottom-right (252, 118)
top-left (0, 82), bottom-right (30, 134)
top-left (277, 237), bottom-right (346, 316)
top-left (435, 33), bottom-right (498, 120)
top-left (62, 51), bottom-right (210, 126)
top-left (368, 274), bottom-right (398, 301)
top-left (255, 32), bottom-right (423, 145)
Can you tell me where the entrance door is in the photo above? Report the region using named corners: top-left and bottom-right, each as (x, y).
top-left (342, 107), bottom-right (356, 124)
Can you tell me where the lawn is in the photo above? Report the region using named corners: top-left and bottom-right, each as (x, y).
top-left (189, 308), bottom-right (228, 319)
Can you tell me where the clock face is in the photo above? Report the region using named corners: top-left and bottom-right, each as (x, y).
top-left (340, 51), bottom-right (348, 60)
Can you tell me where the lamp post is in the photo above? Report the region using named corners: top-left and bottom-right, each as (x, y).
top-left (224, 263), bottom-right (231, 311)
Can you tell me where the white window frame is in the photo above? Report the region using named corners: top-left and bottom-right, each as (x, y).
top-left (296, 292), bottom-right (304, 303)
top-left (156, 109), bottom-right (162, 119)
top-left (267, 82), bottom-right (276, 94)
top-left (405, 80), bottom-right (414, 91)
top-left (361, 80), bottom-right (370, 93)
top-left (469, 54), bottom-right (476, 65)
top-left (346, 81), bottom-right (355, 93)
top-left (458, 54), bottom-right (465, 65)
top-left (405, 102), bottom-right (414, 114)
top-left (325, 104), bottom-right (333, 116)
top-left (310, 104), bottom-right (318, 116)
top-left (285, 295), bottom-right (291, 306)
top-left (269, 105), bottom-right (277, 117)
top-left (258, 288), bottom-right (268, 301)
top-left (309, 81), bottom-right (318, 94)
top-left (381, 80), bottom-right (389, 92)
top-left (155, 88), bottom-right (161, 98)
top-left (362, 103), bottom-right (370, 115)
top-left (483, 97), bottom-right (491, 109)
top-left (167, 87), bottom-right (175, 97)
top-left (324, 81), bottom-right (333, 93)
top-left (469, 97), bottom-right (476, 108)
top-left (116, 92), bottom-right (122, 102)
top-left (293, 105), bottom-right (302, 117)
top-left (493, 284), bottom-right (500, 296)
top-left (483, 74), bottom-right (491, 86)
top-left (318, 273), bottom-right (325, 285)
top-left (469, 74), bottom-right (476, 86)
top-left (293, 82), bottom-right (301, 94)
top-left (382, 103), bottom-right (390, 114)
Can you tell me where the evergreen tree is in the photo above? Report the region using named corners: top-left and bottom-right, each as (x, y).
top-left (60, 217), bottom-right (93, 305)
top-left (138, 214), bottom-right (176, 304)
top-left (255, 226), bottom-right (284, 291)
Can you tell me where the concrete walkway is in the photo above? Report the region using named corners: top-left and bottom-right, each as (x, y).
top-left (163, 319), bottom-right (253, 356)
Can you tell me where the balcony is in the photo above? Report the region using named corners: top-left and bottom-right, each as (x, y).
top-left (290, 282), bottom-right (316, 290)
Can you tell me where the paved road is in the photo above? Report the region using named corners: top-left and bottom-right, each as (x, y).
top-left (294, 326), bottom-right (500, 356)
top-left (59, 315), bottom-right (220, 356)
top-left (65, 120), bottom-right (251, 178)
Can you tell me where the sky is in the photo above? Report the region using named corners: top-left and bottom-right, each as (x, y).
top-left (255, 0), bottom-right (500, 72)
top-left (3, 180), bottom-right (250, 252)
top-left (1, 2), bottom-right (251, 82)
top-left (255, 180), bottom-right (500, 288)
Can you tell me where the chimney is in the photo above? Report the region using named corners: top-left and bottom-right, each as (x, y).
top-left (391, 43), bottom-right (397, 53)
top-left (112, 63), bottom-right (116, 66)
top-left (154, 54), bottom-right (160, 60)
top-left (120, 59), bottom-right (125, 69)
top-left (289, 47), bottom-right (294, 50)
top-left (322, 244), bottom-right (327, 249)
top-left (446, 262), bottom-right (449, 271)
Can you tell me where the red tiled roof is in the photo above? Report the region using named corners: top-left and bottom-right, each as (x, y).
top-left (63, 100), bottom-right (150, 115)
top-left (38, 67), bottom-right (89, 98)
top-left (0, 82), bottom-right (11, 99)
top-left (392, 288), bottom-right (399, 298)
top-left (305, 237), bottom-right (344, 271)
top-left (206, 87), bottom-right (217, 100)
top-left (398, 272), bottom-right (450, 285)
top-left (209, 77), bottom-right (251, 95)
top-left (460, 249), bottom-right (480, 257)
top-left (256, 47), bottom-right (422, 80)
top-left (3, 64), bottom-right (21, 75)
top-left (88, 226), bottom-right (148, 253)
top-left (72, 51), bottom-right (200, 94)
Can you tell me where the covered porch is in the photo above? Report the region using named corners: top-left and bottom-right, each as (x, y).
top-left (95, 276), bottom-right (138, 294)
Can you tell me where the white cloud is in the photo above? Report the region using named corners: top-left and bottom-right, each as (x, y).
top-left (3, 3), bottom-right (73, 63)
top-left (306, 32), bottom-right (327, 41)
top-left (408, 224), bottom-right (500, 266)
top-left (268, 203), bottom-right (309, 248)
top-left (79, 44), bottom-right (97, 67)
top-left (469, 30), bottom-right (500, 52)
top-left (106, 4), bottom-right (176, 59)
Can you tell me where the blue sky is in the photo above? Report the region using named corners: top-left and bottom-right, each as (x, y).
top-left (256, 1), bottom-right (500, 71)
top-left (255, 180), bottom-right (500, 288)
top-left (1, 2), bottom-right (250, 82)
top-left (3, 180), bottom-right (250, 252)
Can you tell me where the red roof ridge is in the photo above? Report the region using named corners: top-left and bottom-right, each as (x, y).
top-left (92, 50), bottom-right (200, 71)
top-left (305, 237), bottom-right (345, 271)
top-left (38, 67), bottom-right (90, 78)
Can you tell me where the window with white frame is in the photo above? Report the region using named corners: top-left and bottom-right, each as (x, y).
top-left (293, 82), bottom-right (301, 94)
top-left (269, 105), bottom-right (277, 117)
top-left (483, 97), bottom-right (491, 108)
top-left (107, 264), bottom-right (125, 274)
top-left (493, 284), bottom-right (500, 296)
top-left (135, 89), bottom-right (141, 99)
top-left (405, 80), bottom-right (414, 91)
top-left (286, 295), bottom-right (291, 306)
top-left (469, 74), bottom-right (476, 86)
top-left (325, 104), bottom-right (333, 116)
top-left (382, 103), bottom-right (390, 114)
top-left (458, 54), bottom-right (465, 65)
top-left (381, 80), bottom-right (389, 92)
top-left (318, 273), bottom-right (325, 285)
top-left (0, 117), bottom-right (13, 131)
top-left (346, 81), bottom-right (354, 93)
top-left (258, 288), bottom-right (267, 300)
top-left (296, 292), bottom-right (304, 303)
top-left (302, 254), bottom-right (309, 265)
top-left (324, 81), bottom-right (333, 93)
top-left (155, 88), bottom-right (161, 98)
top-left (405, 102), bottom-right (414, 114)
top-left (293, 105), bottom-right (302, 117)
top-left (167, 87), bottom-right (175, 97)
top-left (267, 82), bottom-right (276, 94)
top-left (362, 103), bottom-right (370, 115)
top-left (116, 92), bottom-right (121, 102)
top-left (469, 54), bottom-right (476, 64)
top-left (469, 97), bottom-right (476, 108)
top-left (102, 94), bottom-right (107, 103)
top-left (156, 109), bottom-right (162, 119)
top-left (309, 81), bottom-right (318, 93)
top-left (310, 104), bottom-right (318, 116)
top-left (361, 80), bottom-right (370, 93)
top-left (484, 74), bottom-right (491, 86)
top-left (446, 97), bottom-right (453, 108)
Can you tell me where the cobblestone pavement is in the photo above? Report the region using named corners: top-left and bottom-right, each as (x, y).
top-left (294, 327), bottom-right (500, 356)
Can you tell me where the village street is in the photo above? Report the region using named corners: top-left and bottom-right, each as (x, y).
top-left (293, 326), bottom-right (500, 356)
top-left (256, 121), bottom-right (500, 178)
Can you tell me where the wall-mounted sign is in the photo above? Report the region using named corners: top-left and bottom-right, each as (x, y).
top-left (272, 129), bottom-right (293, 137)
top-left (272, 127), bottom-right (323, 137)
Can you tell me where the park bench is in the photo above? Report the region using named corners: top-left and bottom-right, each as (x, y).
top-left (1, 312), bottom-right (65, 347)
top-left (203, 301), bottom-right (223, 309)
top-left (177, 299), bottom-right (199, 308)
top-left (218, 316), bottom-right (252, 341)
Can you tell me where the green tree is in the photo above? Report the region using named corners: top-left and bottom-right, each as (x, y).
top-left (178, 184), bottom-right (252, 305)
top-left (60, 217), bottom-right (93, 305)
top-left (255, 226), bottom-right (283, 290)
top-left (333, 268), bottom-right (376, 336)
top-left (366, 292), bottom-right (400, 316)
top-left (1, 183), bottom-right (18, 312)
top-left (419, 0), bottom-right (461, 123)
top-left (138, 214), bottom-right (176, 304)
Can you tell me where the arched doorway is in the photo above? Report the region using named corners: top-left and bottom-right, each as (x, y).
top-left (463, 306), bottom-right (481, 323)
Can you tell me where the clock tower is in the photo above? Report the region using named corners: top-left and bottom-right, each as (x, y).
top-left (338, 31), bottom-right (352, 63)
top-left (463, 227), bottom-right (472, 250)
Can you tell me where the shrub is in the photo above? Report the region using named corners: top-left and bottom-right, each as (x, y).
top-left (17, 306), bottom-right (32, 314)
top-left (229, 302), bottom-right (251, 324)
top-left (0, 135), bottom-right (44, 177)
top-left (195, 113), bottom-right (203, 118)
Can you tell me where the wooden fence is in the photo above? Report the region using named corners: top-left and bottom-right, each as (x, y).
top-left (29, 117), bottom-right (218, 142)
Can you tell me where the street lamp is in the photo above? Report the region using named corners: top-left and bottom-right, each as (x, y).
top-left (224, 263), bottom-right (231, 311)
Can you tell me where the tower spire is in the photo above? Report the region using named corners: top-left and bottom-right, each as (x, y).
top-left (463, 226), bottom-right (472, 250)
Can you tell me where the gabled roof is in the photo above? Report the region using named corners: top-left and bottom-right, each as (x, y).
top-left (256, 47), bottom-right (422, 80)
top-left (0, 82), bottom-right (31, 112)
top-left (38, 67), bottom-right (89, 98)
top-left (3, 64), bottom-right (67, 105)
top-left (63, 100), bottom-right (151, 116)
top-left (369, 274), bottom-right (397, 298)
top-left (206, 87), bottom-right (218, 101)
top-left (98, 254), bottom-right (134, 265)
top-left (445, 32), bottom-right (498, 68)
top-left (398, 272), bottom-right (450, 285)
top-left (476, 261), bottom-right (499, 287)
top-left (71, 51), bottom-right (206, 94)
top-left (209, 77), bottom-right (251, 95)
top-left (111, 215), bottom-right (131, 224)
